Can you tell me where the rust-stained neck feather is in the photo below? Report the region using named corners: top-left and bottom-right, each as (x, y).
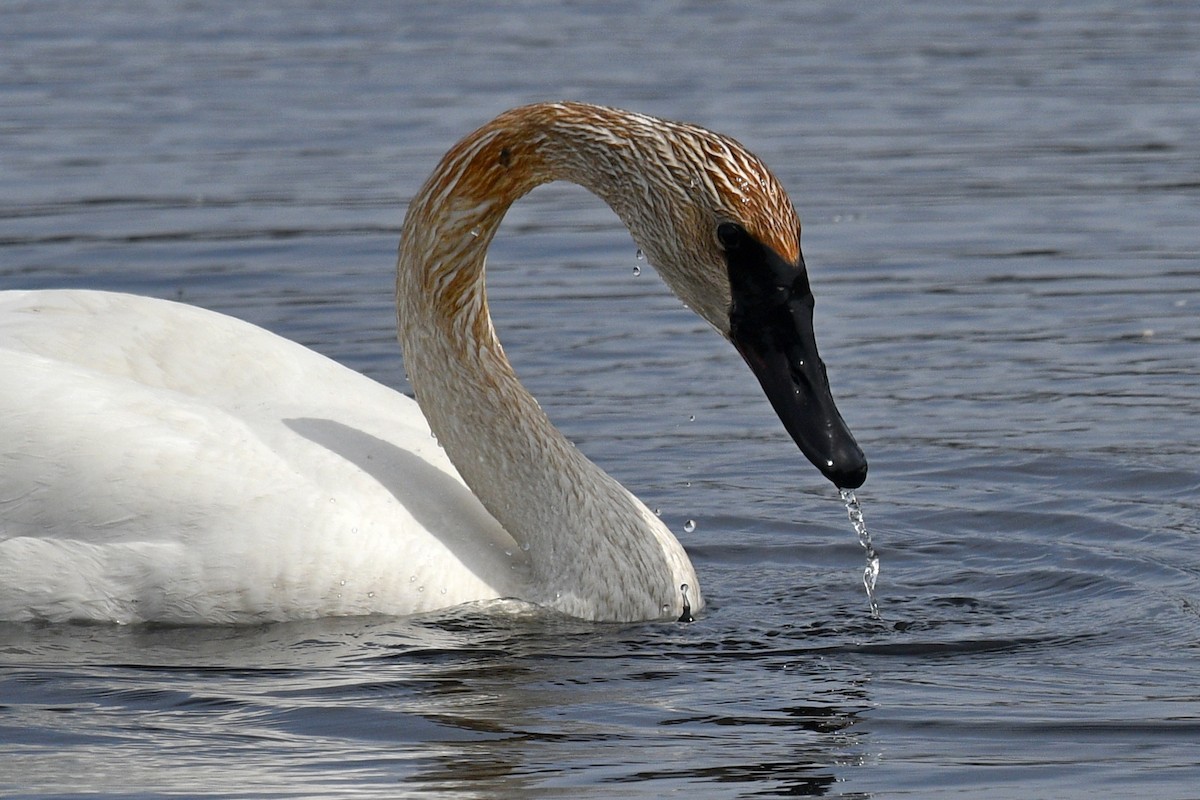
top-left (389, 102), bottom-right (809, 621)
top-left (396, 102), bottom-right (802, 355)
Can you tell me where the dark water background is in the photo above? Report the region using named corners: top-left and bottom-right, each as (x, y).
top-left (2, 1), bottom-right (1198, 797)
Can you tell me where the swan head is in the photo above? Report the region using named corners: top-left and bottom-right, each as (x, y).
top-left (713, 218), bottom-right (867, 490)
top-left (406, 102), bottom-right (867, 490)
top-left (608, 114), bottom-right (869, 490)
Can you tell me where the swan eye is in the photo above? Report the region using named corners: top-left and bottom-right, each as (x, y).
top-left (716, 222), bottom-right (746, 251)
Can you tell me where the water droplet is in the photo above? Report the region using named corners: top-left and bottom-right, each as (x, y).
top-left (418, 586), bottom-right (425, 593)
top-left (520, 541), bottom-right (531, 552)
top-left (654, 508), bottom-right (662, 516)
top-left (440, 587), bottom-right (447, 595)
top-left (409, 575), bottom-right (417, 583)
top-left (504, 549), bottom-right (513, 557)
top-left (469, 228), bottom-right (480, 237)
top-left (683, 519), bottom-right (697, 533)
top-left (840, 488), bottom-right (881, 619)
top-left (632, 264), bottom-right (641, 276)
top-left (635, 248), bottom-right (645, 261)
top-left (367, 591), bottom-right (375, 598)
top-left (688, 414), bottom-right (695, 422)
top-left (678, 583), bottom-right (693, 623)
top-left (339, 580), bottom-right (346, 586)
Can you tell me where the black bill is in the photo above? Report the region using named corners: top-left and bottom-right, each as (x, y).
top-left (720, 222), bottom-right (868, 489)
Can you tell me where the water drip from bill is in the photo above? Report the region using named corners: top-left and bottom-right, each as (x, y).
top-left (840, 488), bottom-right (880, 619)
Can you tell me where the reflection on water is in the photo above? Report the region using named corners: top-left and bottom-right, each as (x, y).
top-left (360, 611), bottom-right (872, 798)
top-left (1, 614), bottom-right (878, 798)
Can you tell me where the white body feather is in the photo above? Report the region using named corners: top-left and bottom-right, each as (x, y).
top-left (0, 290), bottom-right (522, 623)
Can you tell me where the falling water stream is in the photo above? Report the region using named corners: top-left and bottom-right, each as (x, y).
top-left (840, 489), bottom-right (880, 619)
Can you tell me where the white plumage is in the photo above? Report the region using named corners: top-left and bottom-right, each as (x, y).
top-left (1, 290), bottom-right (519, 623)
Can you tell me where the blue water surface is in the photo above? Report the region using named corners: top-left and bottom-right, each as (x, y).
top-left (2, 1), bottom-right (1198, 797)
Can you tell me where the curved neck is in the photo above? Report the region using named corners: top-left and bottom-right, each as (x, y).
top-left (395, 104), bottom-right (700, 621)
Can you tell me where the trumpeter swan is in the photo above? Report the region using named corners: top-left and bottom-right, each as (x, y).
top-left (0, 102), bottom-right (866, 624)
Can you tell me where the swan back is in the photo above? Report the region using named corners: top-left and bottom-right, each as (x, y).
top-left (0, 291), bottom-right (521, 623)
